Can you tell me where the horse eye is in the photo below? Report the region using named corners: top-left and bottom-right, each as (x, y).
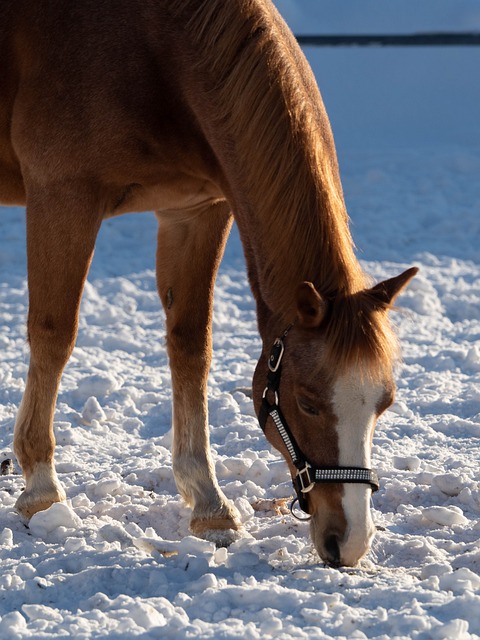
top-left (298, 398), bottom-right (320, 416)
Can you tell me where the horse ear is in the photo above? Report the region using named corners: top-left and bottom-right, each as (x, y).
top-left (369, 267), bottom-right (418, 307)
top-left (296, 282), bottom-right (327, 328)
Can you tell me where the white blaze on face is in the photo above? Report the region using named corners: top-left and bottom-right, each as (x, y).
top-left (331, 372), bottom-right (385, 564)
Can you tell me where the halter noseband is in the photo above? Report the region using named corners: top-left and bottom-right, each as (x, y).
top-left (257, 326), bottom-right (379, 519)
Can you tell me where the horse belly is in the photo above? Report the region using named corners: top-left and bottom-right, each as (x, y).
top-left (110, 173), bottom-right (225, 218)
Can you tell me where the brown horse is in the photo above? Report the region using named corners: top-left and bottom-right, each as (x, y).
top-left (1, 0), bottom-right (416, 566)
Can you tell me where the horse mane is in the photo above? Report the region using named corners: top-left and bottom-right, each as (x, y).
top-left (323, 293), bottom-right (400, 379)
top-left (169, 0), bottom-right (397, 375)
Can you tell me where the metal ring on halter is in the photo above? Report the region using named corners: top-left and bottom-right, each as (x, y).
top-left (262, 386), bottom-right (279, 405)
top-left (289, 497), bottom-right (312, 521)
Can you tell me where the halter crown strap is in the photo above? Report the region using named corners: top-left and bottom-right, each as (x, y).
top-left (258, 331), bottom-right (380, 516)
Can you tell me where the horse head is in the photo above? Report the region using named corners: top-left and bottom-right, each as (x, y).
top-left (253, 267), bottom-right (417, 566)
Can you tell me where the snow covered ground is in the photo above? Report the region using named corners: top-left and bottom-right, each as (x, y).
top-left (1, 2), bottom-right (479, 638)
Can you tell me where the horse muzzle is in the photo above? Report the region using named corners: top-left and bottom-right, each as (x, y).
top-left (308, 483), bottom-right (376, 567)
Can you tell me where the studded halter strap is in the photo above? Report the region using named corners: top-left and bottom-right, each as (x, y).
top-left (257, 326), bottom-right (380, 517)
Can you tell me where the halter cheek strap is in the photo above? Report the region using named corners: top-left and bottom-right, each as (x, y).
top-left (257, 328), bottom-right (380, 517)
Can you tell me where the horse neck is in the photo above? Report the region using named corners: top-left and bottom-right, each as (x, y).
top-left (171, 0), bottom-right (368, 326)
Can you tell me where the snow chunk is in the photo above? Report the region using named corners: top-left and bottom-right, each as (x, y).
top-left (393, 455), bottom-right (421, 471)
top-left (74, 373), bottom-right (120, 400)
top-left (234, 496), bottom-right (255, 523)
top-left (422, 506), bottom-right (468, 527)
top-left (439, 568), bottom-right (480, 593)
top-left (81, 396), bottom-right (107, 425)
top-left (0, 528), bottom-right (14, 549)
top-left (405, 276), bottom-right (444, 316)
top-left (430, 619), bottom-right (469, 639)
top-left (465, 345), bottom-right (480, 372)
top-left (433, 473), bottom-right (464, 497)
top-left (99, 524), bottom-right (134, 549)
top-left (82, 594), bottom-right (178, 631)
top-left (22, 605), bottom-right (64, 623)
top-left (259, 609), bottom-right (283, 635)
top-left (134, 534), bottom-right (216, 561)
top-left (214, 546), bottom-right (228, 564)
top-left (421, 563), bottom-right (452, 580)
top-left (133, 536), bottom-right (179, 557)
top-left (92, 476), bottom-right (124, 498)
top-left (0, 612), bottom-right (27, 634)
top-left (178, 535), bottom-right (216, 558)
top-left (389, 400), bottom-right (415, 418)
top-left (128, 601), bottom-right (167, 630)
top-left (16, 562), bottom-right (36, 580)
top-left (29, 502), bottom-right (82, 538)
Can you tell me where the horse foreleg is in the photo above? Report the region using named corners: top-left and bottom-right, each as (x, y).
top-left (14, 184), bottom-right (102, 518)
top-left (156, 202), bottom-right (242, 544)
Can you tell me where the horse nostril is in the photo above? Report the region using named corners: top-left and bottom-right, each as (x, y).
top-left (324, 534), bottom-right (341, 567)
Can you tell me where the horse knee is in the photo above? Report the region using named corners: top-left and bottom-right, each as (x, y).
top-left (166, 324), bottom-right (212, 388)
top-left (167, 320), bottom-right (210, 354)
top-left (27, 312), bottom-right (76, 369)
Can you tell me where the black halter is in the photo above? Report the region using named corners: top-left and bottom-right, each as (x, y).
top-left (257, 326), bottom-right (380, 518)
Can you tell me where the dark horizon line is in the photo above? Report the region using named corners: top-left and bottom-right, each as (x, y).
top-left (295, 32), bottom-right (480, 47)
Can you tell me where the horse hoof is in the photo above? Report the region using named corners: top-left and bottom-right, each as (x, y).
top-left (15, 490), bottom-right (66, 520)
top-left (194, 526), bottom-right (245, 548)
top-left (190, 516), bottom-right (244, 547)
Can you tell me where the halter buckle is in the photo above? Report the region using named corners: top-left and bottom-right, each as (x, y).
top-left (296, 462), bottom-right (315, 493)
top-left (268, 338), bottom-right (285, 372)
